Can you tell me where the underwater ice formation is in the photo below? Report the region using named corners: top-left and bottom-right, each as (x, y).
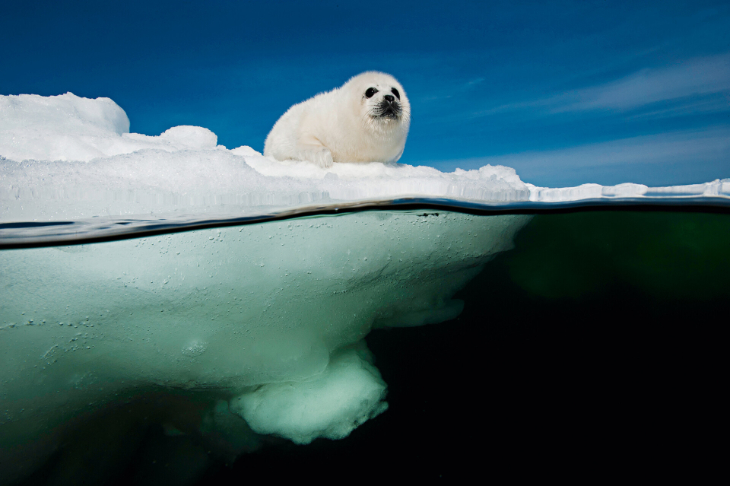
top-left (0, 208), bottom-right (529, 481)
top-left (1, 93), bottom-right (727, 483)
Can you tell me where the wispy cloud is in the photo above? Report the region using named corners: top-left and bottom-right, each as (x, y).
top-left (429, 126), bottom-right (730, 186)
top-left (479, 127), bottom-right (729, 166)
top-left (477, 53), bottom-right (730, 118)
top-left (418, 76), bottom-right (487, 103)
top-left (556, 54), bottom-right (730, 112)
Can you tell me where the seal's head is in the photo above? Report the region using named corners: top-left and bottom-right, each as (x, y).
top-left (264, 71), bottom-right (411, 166)
top-left (342, 72), bottom-right (411, 132)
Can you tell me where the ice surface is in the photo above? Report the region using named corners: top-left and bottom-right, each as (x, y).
top-left (3, 93), bottom-right (725, 226)
top-left (527, 180), bottom-right (730, 202)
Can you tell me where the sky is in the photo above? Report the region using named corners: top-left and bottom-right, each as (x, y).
top-left (2, 0), bottom-right (729, 187)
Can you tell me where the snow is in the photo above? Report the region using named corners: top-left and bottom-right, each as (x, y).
top-left (3, 93), bottom-right (725, 226)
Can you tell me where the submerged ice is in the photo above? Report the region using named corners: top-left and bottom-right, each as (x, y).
top-left (1, 92), bottom-right (727, 482)
top-left (231, 344), bottom-right (389, 444)
top-left (0, 209), bottom-right (528, 481)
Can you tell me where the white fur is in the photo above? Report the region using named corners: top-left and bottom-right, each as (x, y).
top-left (264, 72), bottom-right (411, 168)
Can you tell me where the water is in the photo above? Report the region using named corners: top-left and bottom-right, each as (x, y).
top-left (1, 203), bottom-right (728, 484)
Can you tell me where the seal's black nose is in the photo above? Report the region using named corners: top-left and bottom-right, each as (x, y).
top-left (384, 94), bottom-right (395, 102)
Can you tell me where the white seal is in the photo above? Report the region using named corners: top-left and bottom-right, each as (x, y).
top-left (264, 71), bottom-right (410, 168)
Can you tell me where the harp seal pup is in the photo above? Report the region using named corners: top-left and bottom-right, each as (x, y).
top-left (264, 71), bottom-right (410, 168)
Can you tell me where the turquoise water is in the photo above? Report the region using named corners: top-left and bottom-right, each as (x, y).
top-left (1, 205), bottom-right (728, 484)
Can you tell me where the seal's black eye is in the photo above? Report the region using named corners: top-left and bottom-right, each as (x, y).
top-left (365, 87), bottom-right (378, 98)
top-left (391, 88), bottom-right (400, 100)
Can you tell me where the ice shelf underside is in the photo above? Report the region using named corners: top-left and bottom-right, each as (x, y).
top-left (0, 210), bottom-right (529, 481)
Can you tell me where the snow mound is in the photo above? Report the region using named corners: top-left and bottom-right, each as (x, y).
top-left (0, 93), bottom-right (224, 164)
top-left (158, 125), bottom-right (218, 150)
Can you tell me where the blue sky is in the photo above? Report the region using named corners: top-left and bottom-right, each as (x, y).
top-left (2, 0), bottom-right (728, 187)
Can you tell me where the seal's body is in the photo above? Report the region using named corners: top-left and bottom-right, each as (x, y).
top-left (264, 72), bottom-right (410, 168)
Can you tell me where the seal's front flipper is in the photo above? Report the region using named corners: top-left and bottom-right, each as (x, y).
top-left (296, 145), bottom-right (333, 168)
top-left (308, 148), bottom-right (334, 168)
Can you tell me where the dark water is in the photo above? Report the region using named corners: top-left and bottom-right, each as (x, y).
top-left (5, 208), bottom-right (728, 483)
top-left (190, 210), bottom-right (724, 482)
